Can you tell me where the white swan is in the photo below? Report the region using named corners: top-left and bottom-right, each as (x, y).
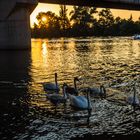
top-left (65, 77), bottom-right (80, 95)
top-left (80, 85), bottom-right (106, 98)
top-left (67, 87), bottom-right (92, 122)
top-left (90, 85), bottom-right (106, 98)
top-left (127, 84), bottom-right (139, 106)
top-left (43, 73), bottom-right (59, 92)
top-left (46, 83), bottom-right (67, 106)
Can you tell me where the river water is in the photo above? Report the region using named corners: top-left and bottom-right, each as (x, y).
top-left (0, 37), bottom-right (140, 140)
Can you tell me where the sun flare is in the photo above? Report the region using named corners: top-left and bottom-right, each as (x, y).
top-left (42, 16), bottom-right (47, 22)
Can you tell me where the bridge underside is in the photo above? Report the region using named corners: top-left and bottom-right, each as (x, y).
top-left (39, 0), bottom-right (140, 10)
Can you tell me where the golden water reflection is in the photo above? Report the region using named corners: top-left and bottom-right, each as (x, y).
top-left (30, 37), bottom-right (140, 107)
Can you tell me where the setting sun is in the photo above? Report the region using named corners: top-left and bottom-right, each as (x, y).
top-left (42, 16), bottom-right (47, 22)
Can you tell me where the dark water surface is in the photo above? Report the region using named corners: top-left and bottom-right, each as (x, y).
top-left (0, 37), bottom-right (140, 140)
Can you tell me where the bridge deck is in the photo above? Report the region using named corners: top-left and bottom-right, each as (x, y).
top-left (39, 0), bottom-right (140, 10)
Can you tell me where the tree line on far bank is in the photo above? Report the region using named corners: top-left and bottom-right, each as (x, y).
top-left (31, 6), bottom-right (140, 38)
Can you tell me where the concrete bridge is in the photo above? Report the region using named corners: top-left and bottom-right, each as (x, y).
top-left (0, 0), bottom-right (140, 50)
top-left (40, 0), bottom-right (140, 10)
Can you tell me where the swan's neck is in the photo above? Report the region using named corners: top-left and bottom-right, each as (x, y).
top-left (74, 79), bottom-right (79, 96)
top-left (55, 73), bottom-right (58, 87)
top-left (74, 79), bottom-right (77, 90)
top-left (100, 86), bottom-right (106, 97)
top-left (87, 89), bottom-right (91, 109)
top-left (87, 88), bottom-right (92, 119)
top-left (133, 86), bottom-right (136, 104)
top-left (63, 86), bottom-right (68, 99)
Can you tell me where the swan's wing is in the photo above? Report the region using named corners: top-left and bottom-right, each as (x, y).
top-left (91, 88), bottom-right (100, 94)
top-left (43, 82), bottom-right (59, 91)
top-left (76, 96), bottom-right (92, 109)
top-left (68, 94), bottom-right (77, 107)
top-left (127, 95), bottom-right (140, 105)
top-left (69, 95), bottom-right (89, 109)
top-left (46, 94), bottom-right (66, 104)
top-left (76, 96), bottom-right (87, 102)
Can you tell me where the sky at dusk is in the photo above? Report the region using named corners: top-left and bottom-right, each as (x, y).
top-left (30, 3), bottom-right (140, 26)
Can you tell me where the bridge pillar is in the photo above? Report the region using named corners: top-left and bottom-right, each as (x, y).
top-left (0, 0), bottom-right (37, 50)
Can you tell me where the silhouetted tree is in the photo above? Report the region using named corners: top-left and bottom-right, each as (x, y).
top-left (31, 7), bottom-right (140, 38)
top-left (96, 8), bottom-right (114, 35)
top-left (59, 5), bottom-right (71, 36)
top-left (59, 5), bottom-right (70, 30)
top-left (69, 6), bottom-right (97, 36)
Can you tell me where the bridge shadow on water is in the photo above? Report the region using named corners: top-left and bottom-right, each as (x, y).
top-left (0, 50), bottom-right (32, 139)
